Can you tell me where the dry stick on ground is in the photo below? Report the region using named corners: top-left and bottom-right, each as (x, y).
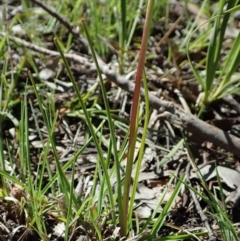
top-left (98, 59), bottom-right (240, 157)
top-left (2, 16), bottom-right (240, 158)
top-left (3, 34), bottom-right (92, 67)
top-left (225, 185), bottom-right (240, 208)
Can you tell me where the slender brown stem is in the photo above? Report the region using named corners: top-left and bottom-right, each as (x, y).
top-left (121, 0), bottom-right (155, 236)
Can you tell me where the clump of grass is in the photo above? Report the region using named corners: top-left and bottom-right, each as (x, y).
top-left (187, 0), bottom-right (240, 114)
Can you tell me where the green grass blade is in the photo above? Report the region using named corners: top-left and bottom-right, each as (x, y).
top-left (80, 22), bottom-right (123, 223)
top-left (211, 32), bottom-right (240, 101)
top-left (158, 139), bottom-right (184, 167)
top-left (128, 69), bottom-right (150, 230)
top-left (54, 38), bottom-right (117, 223)
top-left (151, 174), bottom-right (185, 235)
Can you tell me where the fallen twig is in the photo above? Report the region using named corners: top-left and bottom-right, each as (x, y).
top-left (0, 32), bottom-right (91, 67)
top-left (157, 109), bottom-right (240, 157)
top-left (226, 185), bottom-right (240, 208)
